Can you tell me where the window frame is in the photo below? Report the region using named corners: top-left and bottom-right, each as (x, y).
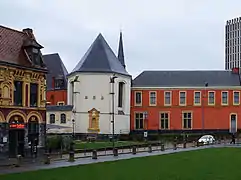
top-left (194, 91), bottom-right (201, 106)
top-left (179, 91), bottom-right (186, 106)
top-left (134, 91), bottom-right (142, 106)
top-left (57, 101), bottom-right (65, 106)
top-left (182, 111), bottom-right (192, 129)
top-left (50, 114), bottom-right (55, 124)
top-left (230, 113), bottom-right (238, 133)
top-left (233, 91), bottom-right (240, 105)
top-left (164, 91), bottom-right (172, 106)
top-left (159, 111), bottom-right (170, 130)
top-left (30, 83), bottom-right (38, 107)
top-left (13, 80), bottom-right (23, 106)
top-left (208, 91), bottom-right (215, 105)
top-left (134, 112), bottom-right (144, 130)
top-left (118, 82), bottom-right (125, 108)
top-left (54, 79), bottom-right (65, 89)
top-left (221, 91), bottom-right (229, 105)
top-left (149, 91), bottom-right (157, 106)
top-left (60, 113), bottom-right (66, 124)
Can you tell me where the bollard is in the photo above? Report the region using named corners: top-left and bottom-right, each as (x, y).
top-left (218, 139), bottom-right (221, 144)
top-left (92, 150), bottom-right (97, 159)
top-left (44, 153), bottom-right (51, 164)
top-left (132, 146), bottom-right (137, 155)
top-left (69, 151), bottom-right (75, 162)
top-left (192, 141), bottom-right (196, 147)
top-left (113, 148), bottom-right (118, 157)
top-left (173, 143), bottom-right (177, 150)
top-left (183, 142), bottom-right (186, 148)
top-left (148, 145), bottom-right (152, 153)
top-left (15, 154), bottom-right (22, 167)
top-left (161, 144), bottom-right (165, 151)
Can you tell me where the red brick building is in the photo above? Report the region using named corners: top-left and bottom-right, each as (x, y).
top-left (43, 53), bottom-right (68, 105)
top-left (131, 70), bottom-right (241, 134)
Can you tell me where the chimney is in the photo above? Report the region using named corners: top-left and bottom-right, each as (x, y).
top-left (52, 77), bottom-right (55, 89)
top-left (22, 28), bottom-right (35, 39)
top-left (232, 68), bottom-right (239, 74)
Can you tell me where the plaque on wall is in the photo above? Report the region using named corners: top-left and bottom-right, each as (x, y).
top-left (3, 137), bottom-right (7, 143)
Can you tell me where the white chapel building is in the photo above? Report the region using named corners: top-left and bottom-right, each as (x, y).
top-left (67, 33), bottom-right (132, 135)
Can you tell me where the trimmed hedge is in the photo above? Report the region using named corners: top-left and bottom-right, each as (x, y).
top-left (119, 132), bottom-right (236, 143)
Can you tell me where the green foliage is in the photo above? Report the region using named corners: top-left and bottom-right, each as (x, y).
top-left (46, 135), bottom-right (72, 151)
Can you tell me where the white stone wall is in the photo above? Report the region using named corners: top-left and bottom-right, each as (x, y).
top-left (67, 72), bottom-right (131, 134)
top-left (46, 110), bottom-right (73, 134)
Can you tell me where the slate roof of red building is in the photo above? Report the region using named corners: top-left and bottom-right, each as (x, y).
top-left (133, 70), bottom-right (241, 87)
top-left (0, 25), bottom-right (46, 71)
top-left (43, 53), bottom-right (68, 90)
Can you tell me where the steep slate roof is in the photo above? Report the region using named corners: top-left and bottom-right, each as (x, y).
top-left (117, 32), bottom-right (125, 68)
top-left (133, 71), bottom-right (241, 87)
top-left (71, 33), bottom-right (130, 76)
top-left (43, 53), bottom-right (68, 90)
top-left (0, 25), bottom-right (46, 71)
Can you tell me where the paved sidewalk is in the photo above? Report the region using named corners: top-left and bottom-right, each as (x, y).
top-left (47, 142), bottom-right (194, 161)
top-left (0, 143), bottom-right (239, 175)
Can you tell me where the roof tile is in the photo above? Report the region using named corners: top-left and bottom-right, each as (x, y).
top-left (43, 53), bottom-right (68, 90)
top-left (133, 70), bottom-right (241, 87)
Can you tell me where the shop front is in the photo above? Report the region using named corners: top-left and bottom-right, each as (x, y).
top-left (0, 110), bottom-right (46, 158)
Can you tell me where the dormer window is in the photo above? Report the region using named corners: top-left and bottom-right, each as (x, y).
top-left (32, 48), bottom-right (38, 54)
top-left (23, 38), bottom-right (44, 67)
top-left (54, 78), bottom-right (64, 89)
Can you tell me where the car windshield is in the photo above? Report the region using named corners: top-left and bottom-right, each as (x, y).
top-left (200, 135), bottom-right (213, 139)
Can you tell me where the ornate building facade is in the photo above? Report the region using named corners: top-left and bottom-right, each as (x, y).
top-left (0, 26), bottom-right (47, 157)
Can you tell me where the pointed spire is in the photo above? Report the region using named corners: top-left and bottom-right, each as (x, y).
top-left (117, 31), bottom-right (126, 69)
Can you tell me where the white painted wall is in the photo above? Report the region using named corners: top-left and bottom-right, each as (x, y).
top-left (67, 72), bottom-right (131, 134)
top-left (46, 110), bottom-right (73, 134)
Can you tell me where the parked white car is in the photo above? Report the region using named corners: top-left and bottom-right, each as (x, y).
top-left (198, 135), bottom-right (215, 145)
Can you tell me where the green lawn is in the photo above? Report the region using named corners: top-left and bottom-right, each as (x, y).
top-left (1, 148), bottom-right (241, 180)
top-left (74, 141), bottom-right (142, 149)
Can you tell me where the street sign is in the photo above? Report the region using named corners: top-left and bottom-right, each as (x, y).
top-left (144, 131), bottom-right (148, 138)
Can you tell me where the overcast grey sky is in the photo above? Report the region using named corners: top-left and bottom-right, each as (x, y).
top-left (1, 0), bottom-right (240, 77)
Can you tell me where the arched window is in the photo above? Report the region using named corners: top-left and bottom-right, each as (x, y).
top-left (60, 113), bottom-right (66, 124)
top-left (50, 114), bottom-right (55, 124)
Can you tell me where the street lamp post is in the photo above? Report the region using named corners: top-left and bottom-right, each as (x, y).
top-left (43, 77), bottom-right (48, 153)
top-left (71, 76), bottom-right (79, 140)
top-left (110, 75), bottom-right (118, 149)
top-left (144, 112), bottom-right (148, 141)
top-left (72, 119), bottom-right (75, 139)
top-left (201, 82), bottom-right (208, 134)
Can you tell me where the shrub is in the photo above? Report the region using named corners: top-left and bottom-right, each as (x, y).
top-left (46, 135), bottom-right (73, 151)
top-left (131, 134), bottom-right (144, 141)
top-left (118, 134), bottom-right (131, 141)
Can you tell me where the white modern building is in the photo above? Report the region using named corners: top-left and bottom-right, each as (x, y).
top-left (225, 17), bottom-right (241, 70)
top-left (67, 33), bottom-right (131, 135)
